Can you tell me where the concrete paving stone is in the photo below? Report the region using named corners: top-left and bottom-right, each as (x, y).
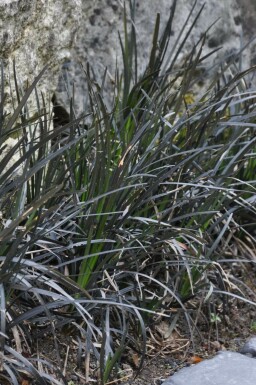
top-left (162, 351), bottom-right (256, 385)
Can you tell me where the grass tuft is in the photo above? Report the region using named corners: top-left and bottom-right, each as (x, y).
top-left (0, 1), bottom-right (256, 384)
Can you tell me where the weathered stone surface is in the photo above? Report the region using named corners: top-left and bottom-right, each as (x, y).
top-left (162, 351), bottom-right (256, 385)
top-left (0, 0), bottom-right (255, 115)
top-left (236, 0), bottom-right (256, 66)
top-left (56, 0), bottom-right (244, 113)
top-left (0, 137), bottom-right (23, 177)
top-left (0, 0), bottom-right (83, 111)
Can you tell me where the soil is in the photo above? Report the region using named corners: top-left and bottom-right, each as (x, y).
top-left (33, 299), bottom-right (256, 385)
top-left (28, 261), bottom-right (256, 385)
top-left (124, 263), bottom-right (256, 385)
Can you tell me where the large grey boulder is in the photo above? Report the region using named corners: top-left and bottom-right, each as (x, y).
top-left (162, 351), bottom-right (256, 385)
top-left (0, 0), bottom-right (249, 115)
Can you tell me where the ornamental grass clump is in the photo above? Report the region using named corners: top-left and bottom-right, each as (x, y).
top-left (0, 0), bottom-right (256, 384)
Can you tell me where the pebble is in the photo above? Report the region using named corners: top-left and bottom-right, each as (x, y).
top-left (239, 336), bottom-right (256, 357)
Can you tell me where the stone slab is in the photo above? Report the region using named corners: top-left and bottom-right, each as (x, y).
top-left (162, 351), bottom-right (256, 385)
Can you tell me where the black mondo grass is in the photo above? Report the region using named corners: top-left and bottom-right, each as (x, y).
top-left (0, 1), bottom-right (256, 384)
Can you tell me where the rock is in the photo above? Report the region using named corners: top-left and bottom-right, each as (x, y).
top-left (56, 0), bottom-right (244, 114)
top-left (239, 336), bottom-right (256, 357)
top-left (0, 0), bottom-right (83, 112)
top-left (0, 137), bottom-right (23, 177)
top-left (0, 0), bottom-right (249, 116)
top-left (162, 351), bottom-right (256, 385)
top-left (236, 0), bottom-right (256, 66)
